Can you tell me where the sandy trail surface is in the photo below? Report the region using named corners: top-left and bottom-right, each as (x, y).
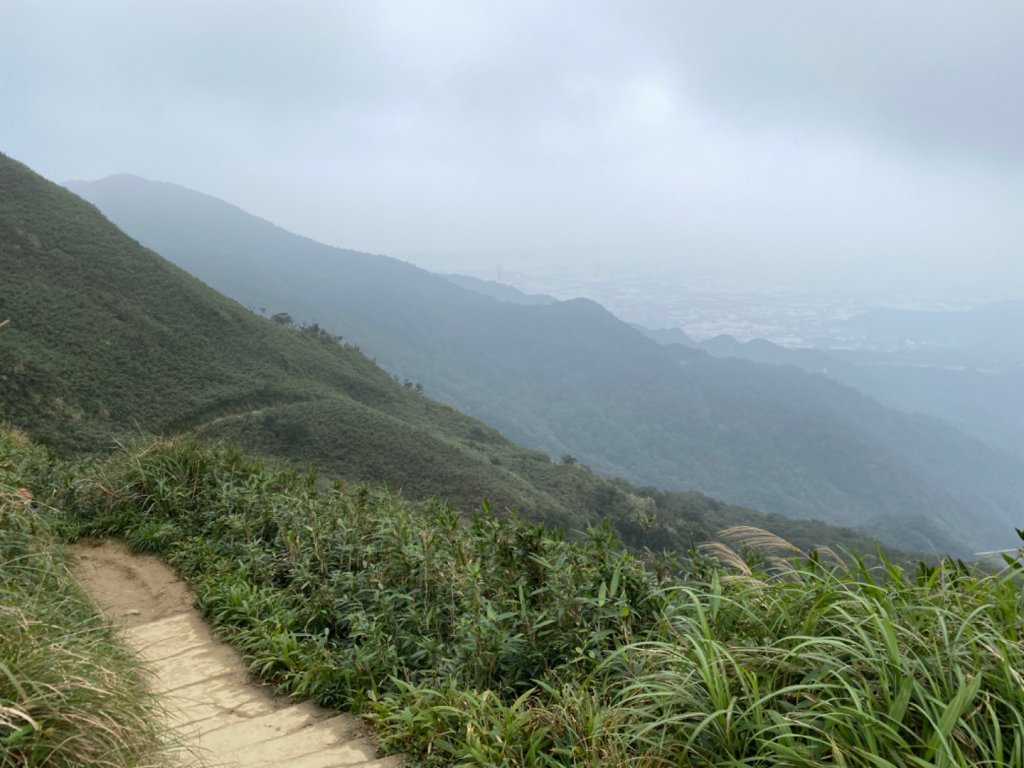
top-left (73, 539), bottom-right (402, 768)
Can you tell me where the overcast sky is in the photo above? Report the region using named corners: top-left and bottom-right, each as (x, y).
top-left (3, 1), bottom-right (1023, 297)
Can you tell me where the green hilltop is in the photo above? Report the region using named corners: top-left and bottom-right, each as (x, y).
top-left (1, 152), bottom-right (884, 557)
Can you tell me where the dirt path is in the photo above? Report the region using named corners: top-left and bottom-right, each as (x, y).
top-left (73, 540), bottom-right (402, 768)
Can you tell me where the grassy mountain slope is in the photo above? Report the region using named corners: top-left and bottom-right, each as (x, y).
top-left (0, 153), bottom-right (565, 521)
top-left (66, 173), bottom-right (1024, 553)
top-left (2, 152), bottom-right (892, 557)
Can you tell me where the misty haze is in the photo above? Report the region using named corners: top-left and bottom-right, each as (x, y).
top-left (2, 3), bottom-right (1023, 767)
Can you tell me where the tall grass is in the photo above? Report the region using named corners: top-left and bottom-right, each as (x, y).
top-left (1, 431), bottom-right (174, 767)
top-left (71, 437), bottom-right (1024, 767)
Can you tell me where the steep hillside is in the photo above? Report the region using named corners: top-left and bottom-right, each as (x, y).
top-left (66, 173), bottom-right (1024, 553)
top-left (0, 153), bottom-right (565, 522)
top-left (1, 152), bottom-right (891, 558)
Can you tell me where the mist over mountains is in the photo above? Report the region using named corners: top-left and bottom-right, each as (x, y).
top-left (66, 172), bottom-right (1024, 554)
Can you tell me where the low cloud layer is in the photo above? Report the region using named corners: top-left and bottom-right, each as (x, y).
top-left (4, 1), bottom-right (1022, 296)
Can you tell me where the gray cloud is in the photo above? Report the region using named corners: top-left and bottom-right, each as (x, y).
top-left (631, 1), bottom-right (1024, 165)
top-left (2, 0), bottom-right (1022, 297)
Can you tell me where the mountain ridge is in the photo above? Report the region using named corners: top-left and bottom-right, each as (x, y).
top-left (64, 172), bottom-right (1024, 553)
top-left (4, 151), bottom-right (896, 560)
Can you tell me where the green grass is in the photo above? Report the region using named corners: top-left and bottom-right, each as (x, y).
top-left (69, 436), bottom-right (1024, 767)
top-left (0, 429), bottom-right (174, 768)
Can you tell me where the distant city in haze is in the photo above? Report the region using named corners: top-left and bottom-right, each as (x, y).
top-left (398, 247), bottom-right (1023, 347)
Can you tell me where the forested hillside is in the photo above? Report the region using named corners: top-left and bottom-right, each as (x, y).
top-left (66, 173), bottom-right (1024, 553)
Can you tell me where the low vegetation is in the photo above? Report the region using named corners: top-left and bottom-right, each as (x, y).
top-left (68, 437), bottom-right (1024, 767)
top-left (0, 428), bottom-right (172, 768)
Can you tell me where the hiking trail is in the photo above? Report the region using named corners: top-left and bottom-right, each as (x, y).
top-left (73, 539), bottom-right (403, 768)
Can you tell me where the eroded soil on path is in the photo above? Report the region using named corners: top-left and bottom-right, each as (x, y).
top-left (73, 539), bottom-right (402, 768)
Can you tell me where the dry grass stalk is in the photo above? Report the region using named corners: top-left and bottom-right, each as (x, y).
top-left (697, 541), bottom-right (753, 575)
top-left (718, 525), bottom-right (805, 557)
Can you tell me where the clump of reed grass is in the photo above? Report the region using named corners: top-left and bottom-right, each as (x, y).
top-left (1, 432), bottom-right (175, 768)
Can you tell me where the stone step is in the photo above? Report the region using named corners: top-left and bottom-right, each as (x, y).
top-left (129, 613), bottom-right (210, 660)
top-left (163, 673), bottom-right (272, 728)
top-left (196, 700), bottom-right (326, 755)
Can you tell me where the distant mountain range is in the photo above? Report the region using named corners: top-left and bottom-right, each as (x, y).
top-left (64, 172), bottom-right (1024, 553)
top-left (633, 325), bottom-right (699, 348)
top-left (692, 331), bottom-right (1024, 461)
top-left (443, 274), bottom-right (557, 306)
top-left (2, 151), bottom-right (894, 560)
